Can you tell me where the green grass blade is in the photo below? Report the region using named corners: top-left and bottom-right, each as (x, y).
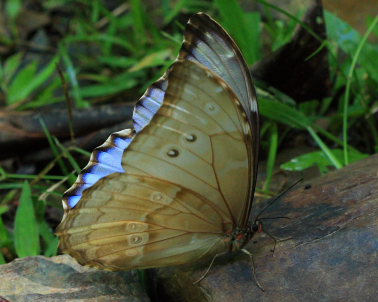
top-left (313, 124), bottom-right (359, 154)
top-left (256, 0), bottom-right (321, 41)
top-left (69, 146), bottom-right (91, 157)
top-left (259, 97), bottom-right (311, 129)
top-left (215, 0), bottom-right (261, 64)
top-left (7, 60), bottom-right (38, 103)
top-left (163, 0), bottom-right (188, 24)
top-left (40, 118), bottom-right (69, 176)
top-left (79, 71), bottom-right (139, 98)
top-left (54, 137), bottom-right (81, 174)
top-left (343, 14), bottom-right (378, 165)
top-left (260, 97), bottom-right (341, 169)
top-left (244, 12), bottom-right (262, 62)
top-left (0, 252), bottom-right (5, 264)
top-left (307, 126), bottom-right (342, 169)
top-left (63, 34), bottom-right (135, 53)
top-left (0, 206), bottom-right (8, 215)
top-left (131, 0), bottom-right (147, 49)
top-left (21, 77), bottom-right (61, 109)
top-left (8, 56), bottom-right (59, 104)
top-left (264, 122), bottom-right (278, 191)
top-left (44, 236), bottom-right (59, 257)
top-left (6, 0), bottom-right (22, 20)
top-left (14, 181), bottom-right (40, 257)
top-left (129, 49), bottom-right (172, 72)
top-left (0, 206), bottom-right (10, 252)
top-left (39, 220), bottom-right (58, 257)
top-left (325, 11), bottom-right (378, 83)
top-left (281, 149), bottom-right (368, 173)
top-left (60, 48), bottom-right (88, 108)
top-left (2, 52), bottom-right (23, 85)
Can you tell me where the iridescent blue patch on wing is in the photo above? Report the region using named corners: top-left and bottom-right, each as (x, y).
top-left (65, 129), bottom-right (135, 208)
top-left (113, 135), bottom-right (132, 149)
top-left (133, 104), bottom-right (153, 133)
top-left (66, 195), bottom-right (81, 208)
top-left (133, 84), bottom-right (166, 133)
top-left (64, 80), bottom-right (167, 209)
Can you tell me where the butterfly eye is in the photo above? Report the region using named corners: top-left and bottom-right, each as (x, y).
top-left (167, 149), bottom-right (179, 157)
top-left (185, 134), bottom-right (197, 142)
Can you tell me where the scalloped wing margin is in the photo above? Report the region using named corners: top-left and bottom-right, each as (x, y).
top-left (64, 80), bottom-right (167, 209)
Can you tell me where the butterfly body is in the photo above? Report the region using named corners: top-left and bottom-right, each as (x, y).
top-left (223, 225), bottom-right (254, 252)
top-left (57, 13), bottom-right (259, 272)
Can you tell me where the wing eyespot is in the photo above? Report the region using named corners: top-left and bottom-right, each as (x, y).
top-left (167, 149), bottom-right (179, 157)
top-left (126, 222), bottom-right (148, 232)
top-left (185, 133), bottom-right (197, 142)
top-left (127, 223), bottom-right (137, 231)
top-left (130, 235), bottom-right (142, 244)
top-left (151, 191), bottom-right (164, 201)
top-left (204, 102), bottom-right (219, 114)
top-left (129, 234), bottom-right (148, 245)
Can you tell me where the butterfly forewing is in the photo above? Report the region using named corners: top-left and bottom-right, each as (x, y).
top-left (180, 13), bottom-right (259, 226)
top-left (124, 60), bottom-right (251, 227)
top-left (57, 12), bottom-right (259, 271)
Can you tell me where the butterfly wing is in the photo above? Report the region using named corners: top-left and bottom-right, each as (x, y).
top-left (179, 13), bottom-right (259, 226)
top-left (57, 172), bottom-right (228, 270)
top-left (57, 13), bottom-right (258, 270)
top-left (57, 60), bottom-right (253, 269)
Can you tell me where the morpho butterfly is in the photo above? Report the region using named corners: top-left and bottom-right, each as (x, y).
top-left (57, 12), bottom-right (260, 274)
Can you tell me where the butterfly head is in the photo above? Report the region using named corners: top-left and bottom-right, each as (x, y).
top-left (252, 219), bottom-right (263, 233)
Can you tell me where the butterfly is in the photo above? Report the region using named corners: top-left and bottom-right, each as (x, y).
top-left (56, 12), bottom-right (260, 275)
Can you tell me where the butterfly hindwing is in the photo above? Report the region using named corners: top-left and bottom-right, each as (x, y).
top-left (58, 173), bottom-right (227, 270)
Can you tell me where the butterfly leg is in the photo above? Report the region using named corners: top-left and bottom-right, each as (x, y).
top-left (262, 228), bottom-right (292, 254)
top-left (258, 216), bottom-right (292, 254)
top-left (241, 248), bottom-right (265, 292)
top-left (193, 252), bottom-right (228, 285)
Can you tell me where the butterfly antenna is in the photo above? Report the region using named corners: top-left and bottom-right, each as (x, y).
top-left (255, 178), bottom-right (303, 221)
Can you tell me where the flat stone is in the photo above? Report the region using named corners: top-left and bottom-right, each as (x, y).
top-left (0, 255), bottom-right (149, 302)
top-left (154, 154), bottom-right (378, 301)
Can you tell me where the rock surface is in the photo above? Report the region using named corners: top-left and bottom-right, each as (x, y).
top-left (154, 154), bottom-right (378, 301)
top-left (2, 154), bottom-right (377, 302)
top-left (0, 255), bottom-right (149, 302)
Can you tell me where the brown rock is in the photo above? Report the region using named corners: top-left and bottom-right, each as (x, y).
top-left (154, 154), bottom-right (378, 301)
top-left (0, 255), bottom-right (149, 302)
